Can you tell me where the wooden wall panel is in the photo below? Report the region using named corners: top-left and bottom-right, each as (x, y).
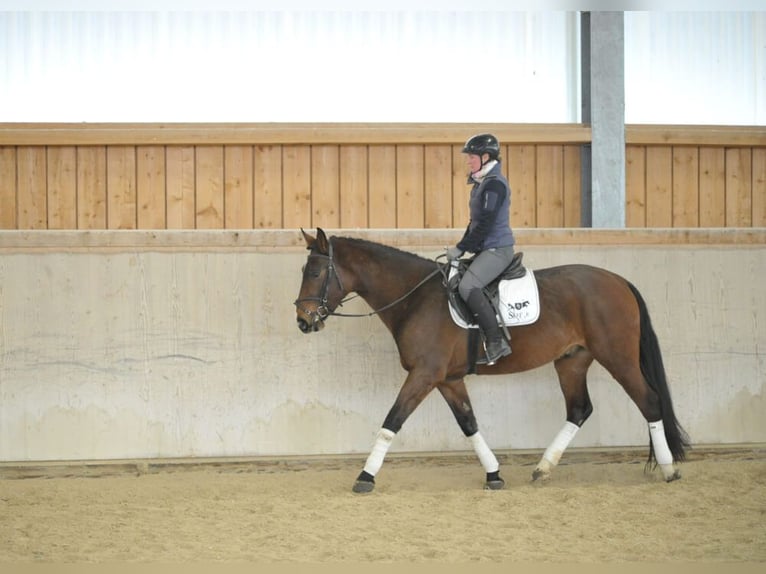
top-left (423, 145), bottom-right (452, 229)
top-left (137, 146), bottom-right (166, 229)
top-left (699, 147), bottom-right (726, 227)
top-left (194, 146), bottom-right (224, 229)
top-left (1, 124), bottom-right (763, 232)
top-left (672, 146), bottom-right (699, 227)
top-left (645, 146), bottom-right (673, 227)
top-left (368, 145), bottom-right (396, 229)
top-left (224, 146), bottom-right (254, 229)
top-left (339, 145), bottom-right (368, 228)
top-left (725, 148), bottom-right (752, 227)
top-left (282, 145), bottom-right (311, 229)
top-left (165, 146), bottom-right (195, 230)
top-left (106, 146), bottom-right (136, 230)
top-left (506, 145), bottom-right (537, 228)
top-left (396, 145), bottom-right (424, 228)
top-left (0, 147), bottom-right (17, 229)
top-left (311, 145), bottom-right (340, 229)
top-left (536, 145), bottom-right (564, 227)
top-left (46, 146), bottom-right (77, 229)
top-left (76, 146), bottom-right (106, 229)
top-left (625, 145), bottom-right (646, 227)
top-left (17, 147), bottom-right (47, 229)
top-left (562, 145), bottom-right (582, 227)
top-left (753, 148), bottom-right (766, 227)
top-left (253, 145), bottom-right (282, 229)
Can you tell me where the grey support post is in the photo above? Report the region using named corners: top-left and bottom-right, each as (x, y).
top-left (580, 11), bottom-right (625, 228)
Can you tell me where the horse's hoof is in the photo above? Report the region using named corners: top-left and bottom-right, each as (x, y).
top-left (665, 470), bottom-right (682, 482)
top-left (484, 478), bottom-right (505, 490)
top-left (352, 480), bottom-right (375, 494)
top-left (532, 468), bottom-right (551, 482)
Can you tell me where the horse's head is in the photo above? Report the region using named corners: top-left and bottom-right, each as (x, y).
top-left (294, 228), bottom-right (347, 334)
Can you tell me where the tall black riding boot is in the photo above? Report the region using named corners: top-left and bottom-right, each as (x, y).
top-left (466, 288), bottom-right (511, 366)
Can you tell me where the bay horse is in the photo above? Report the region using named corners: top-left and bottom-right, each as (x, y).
top-left (294, 228), bottom-right (689, 493)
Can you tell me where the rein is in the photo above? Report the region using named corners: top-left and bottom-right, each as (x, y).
top-left (294, 240), bottom-right (447, 323)
top-left (331, 265), bottom-right (443, 318)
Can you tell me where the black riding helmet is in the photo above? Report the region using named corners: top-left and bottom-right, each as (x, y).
top-left (462, 133), bottom-right (500, 162)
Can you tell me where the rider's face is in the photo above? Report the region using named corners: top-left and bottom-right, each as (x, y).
top-left (466, 153), bottom-right (484, 174)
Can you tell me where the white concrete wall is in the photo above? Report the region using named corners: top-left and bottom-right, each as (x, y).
top-left (0, 230), bottom-right (763, 462)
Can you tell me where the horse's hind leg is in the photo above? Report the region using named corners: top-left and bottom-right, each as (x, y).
top-left (533, 347), bottom-right (594, 482)
top-left (437, 378), bottom-right (504, 490)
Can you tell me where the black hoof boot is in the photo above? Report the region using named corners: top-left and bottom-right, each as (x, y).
top-left (352, 470), bottom-right (375, 493)
top-left (484, 470), bottom-right (505, 490)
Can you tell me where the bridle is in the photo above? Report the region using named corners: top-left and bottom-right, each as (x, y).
top-left (294, 238), bottom-right (444, 328)
top-left (293, 239), bottom-right (346, 328)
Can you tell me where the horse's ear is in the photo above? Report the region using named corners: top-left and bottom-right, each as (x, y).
top-left (300, 227), bottom-right (316, 250)
top-left (315, 228), bottom-right (330, 255)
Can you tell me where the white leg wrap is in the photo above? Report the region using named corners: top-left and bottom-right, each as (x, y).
top-left (362, 428), bottom-right (396, 477)
top-left (648, 419), bottom-right (673, 466)
top-left (469, 431), bottom-right (499, 473)
top-left (542, 421), bottom-right (580, 467)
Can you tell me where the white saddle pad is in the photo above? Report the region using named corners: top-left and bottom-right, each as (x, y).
top-left (449, 268), bottom-right (541, 328)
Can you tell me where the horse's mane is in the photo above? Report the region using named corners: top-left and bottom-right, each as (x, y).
top-left (334, 236), bottom-right (436, 267)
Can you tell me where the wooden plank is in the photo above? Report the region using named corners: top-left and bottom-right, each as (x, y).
top-left (339, 145), bottom-right (368, 228)
top-left (725, 148), bottom-right (752, 227)
top-left (311, 145), bottom-right (340, 229)
top-left (396, 145), bottom-right (424, 228)
top-left (3, 228), bottom-right (764, 252)
top-left (506, 145), bottom-right (537, 228)
top-left (0, 147), bottom-right (17, 229)
top-left (136, 146), bottom-right (167, 229)
top-left (536, 145), bottom-right (564, 227)
top-left (626, 124), bottom-right (766, 147)
top-left (625, 146), bottom-right (646, 228)
top-left (253, 145), bottom-right (282, 229)
top-left (451, 145), bottom-right (469, 229)
top-left (753, 148), bottom-right (766, 227)
top-left (423, 144), bottom-right (452, 229)
top-left (282, 145), bottom-right (311, 230)
top-left (0, 122), bottom-right (593, 146)
top-left (224, 145), bottom-right (254, 229)
top-left (368, 145), bottom-right (396, 228)
top-left (645, 146), bottom-right (673, 227)
top-left (562, 145), bottom-right (582, 228)
top-left (195, 146), bottom-right (224, 229)
top-left (46, 146), bottom-right (77, 229)
top-left (672, 146), bottom-right (699, 227)
top-left (699, 147), bottom-right (726, 227)
top-left (106, 146), bottom-right (137, 230)
top-left (16, 146), bottom-right (47, 229)
top-left (165, 146), bottom-right (195, 229)
top-left (76, 146), bottom-right (107, 229)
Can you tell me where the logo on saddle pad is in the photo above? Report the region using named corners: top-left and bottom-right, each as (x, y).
top-left (448, 267), bottom-right (541, 329)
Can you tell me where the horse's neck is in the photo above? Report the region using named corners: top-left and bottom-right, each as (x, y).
top-left (335, 238), bottom-right (434, 314)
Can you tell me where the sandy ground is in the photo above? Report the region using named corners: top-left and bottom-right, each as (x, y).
top-left (0, 447), bottom-right (764, 564)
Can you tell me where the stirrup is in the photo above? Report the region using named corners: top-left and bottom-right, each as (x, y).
top-left (476, 338), bottom-right (511, 366)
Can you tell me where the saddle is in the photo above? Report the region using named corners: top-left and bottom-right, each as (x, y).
top-left (447, 252), bottom-right (540, 328)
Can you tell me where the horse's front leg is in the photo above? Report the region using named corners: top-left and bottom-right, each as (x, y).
top-left (353, 368), bottom-right (438, 494)
top-left (437, 378), bottom-right (504, 490)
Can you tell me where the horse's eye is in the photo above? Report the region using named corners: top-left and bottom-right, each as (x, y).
top-left (302, 264), bottom-right (321, 278)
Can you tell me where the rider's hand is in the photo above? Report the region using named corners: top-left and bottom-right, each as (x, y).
top-left (445, 246), bottom-right (464, 262)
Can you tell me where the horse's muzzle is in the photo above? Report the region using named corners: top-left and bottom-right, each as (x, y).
top-left (297, 316), bottom-right (324, 334)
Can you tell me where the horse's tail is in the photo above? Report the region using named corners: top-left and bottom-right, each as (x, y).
top-left (627, 282), bottom-right (691, 464)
